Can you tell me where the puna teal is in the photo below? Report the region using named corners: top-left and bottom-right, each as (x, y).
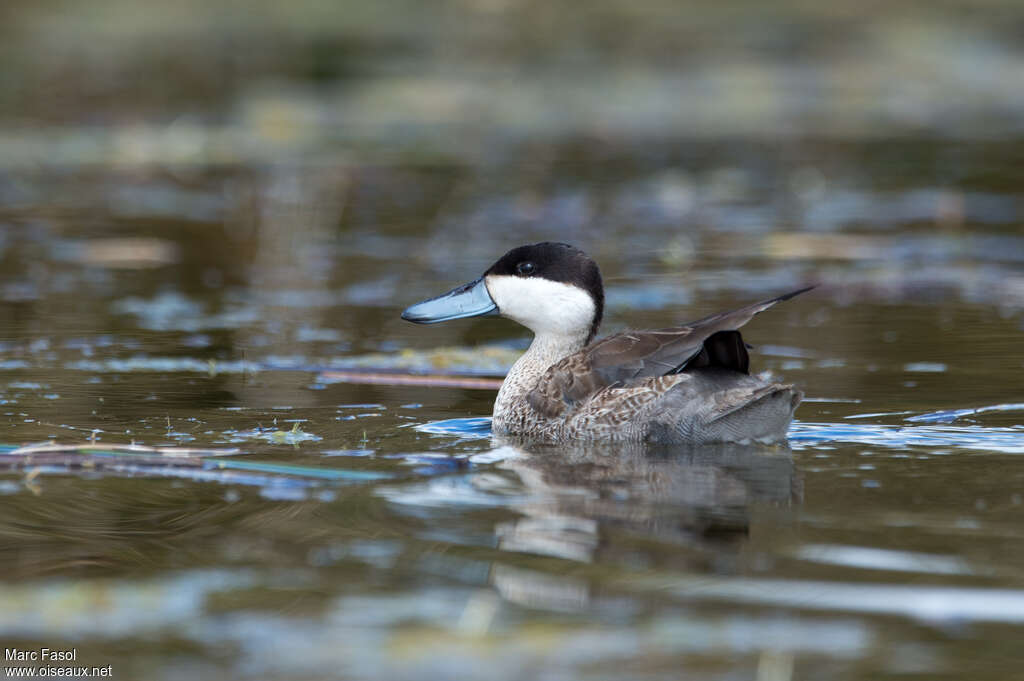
top-left (402, 242), bottom-right (811, 444)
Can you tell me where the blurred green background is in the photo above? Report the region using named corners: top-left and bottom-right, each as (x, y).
top-left (4, 0), bottom-right (1024, 162)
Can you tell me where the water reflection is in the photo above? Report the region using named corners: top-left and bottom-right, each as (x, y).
top-left (482, 436), bottom-right (799, 610)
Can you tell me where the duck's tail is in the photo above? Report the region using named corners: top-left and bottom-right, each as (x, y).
top-left (649, 369), bottom-right (802, 444)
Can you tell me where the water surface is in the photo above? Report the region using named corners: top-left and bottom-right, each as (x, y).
top-left (2, 2), bottom-right (1024, 679)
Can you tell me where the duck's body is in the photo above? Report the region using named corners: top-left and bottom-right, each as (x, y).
top-left (493, 342), bottom-right (801, 445)
top-left (403, 242), bottom-right (810, 444)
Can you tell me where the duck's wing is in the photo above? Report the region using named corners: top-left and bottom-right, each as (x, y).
top-left (526, 286), bottom-right (814, 418)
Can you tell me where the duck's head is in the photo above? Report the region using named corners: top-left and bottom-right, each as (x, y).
top-left (402, 242), bottom-right (604, 342)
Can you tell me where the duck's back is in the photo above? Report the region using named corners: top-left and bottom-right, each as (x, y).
top-left (516, 288), bottom-right (812, 444)
top-left (548, 369), bottom-right (799, 444)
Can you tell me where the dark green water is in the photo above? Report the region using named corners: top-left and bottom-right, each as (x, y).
top-left (3, 1), bottom-right (1024, 679)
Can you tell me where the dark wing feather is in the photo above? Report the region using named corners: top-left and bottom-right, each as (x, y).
top-left (527, 286), bottom-right (813, 418)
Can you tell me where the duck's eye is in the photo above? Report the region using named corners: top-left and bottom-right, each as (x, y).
top-left (516, 261), bottom-right (535, 276)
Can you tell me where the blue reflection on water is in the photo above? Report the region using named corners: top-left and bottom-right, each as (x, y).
top-left (790, 422), bottom-right (1024, 453)
top-left (415, 417), bottom-right (493, 439)
top-left (905, 403), bottom-right (1024, 423)
top-left (417, 416), bottom-right (1024, 454)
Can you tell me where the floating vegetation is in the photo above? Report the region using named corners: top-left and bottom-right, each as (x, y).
top-left (0, 441), bottom-right (391, 489)
top-left (319, 370), bottom-right (503, 390)
top-left (208, 459), bottom-right (389, 482)
top-left (0, 441), bottom-right (240, 462)
top-left (222, 422), bottom-right (322, 445)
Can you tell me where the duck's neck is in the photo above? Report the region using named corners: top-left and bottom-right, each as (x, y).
top-left (492, 329), bottom-right (589, 430)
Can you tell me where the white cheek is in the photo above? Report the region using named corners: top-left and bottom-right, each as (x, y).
top-left (485, 275), bottom-right (594, 336)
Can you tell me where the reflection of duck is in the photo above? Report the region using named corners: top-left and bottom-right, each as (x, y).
top-left (403, 242), bottom-right (811, 444)
top-left (493, 438), bottom-right (801, 563)
top-left (485, 439), bottom-right (801, 610)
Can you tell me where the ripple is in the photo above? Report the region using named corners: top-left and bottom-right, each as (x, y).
top-left (790, 422), bottom-right (1024, 453)
top-left (415, 417), bottom-right (493, 440)
top-left (795, 544), bottom-right (973, 575)
top-left (377, 473), bottom-right (526, 509)
top-left (632, 575), bottom-right (1024, 624)
top-left (412, 417), bottom-right (1024, 455)
top-left (906, 403), bottom-right (1024, 424)
top-left (904, 362), bottom-right (948, 373)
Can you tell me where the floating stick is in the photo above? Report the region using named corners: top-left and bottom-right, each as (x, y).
top-left (318, 370), bottom-right (503, 390)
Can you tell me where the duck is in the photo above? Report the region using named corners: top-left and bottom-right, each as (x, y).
top-left (402, 242), bottom-right (811, 444)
